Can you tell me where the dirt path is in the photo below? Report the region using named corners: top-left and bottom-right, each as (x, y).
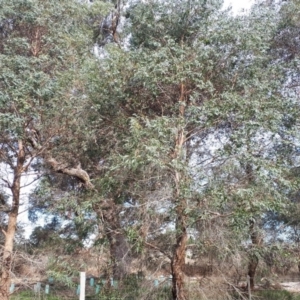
top-left (281, 282), bottom-right (300, 293)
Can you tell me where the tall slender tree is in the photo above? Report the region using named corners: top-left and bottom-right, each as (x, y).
top-left (0, 1), bottom-right (99, 297)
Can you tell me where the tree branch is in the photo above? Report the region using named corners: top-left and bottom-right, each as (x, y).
top-left (46, 157), bottom-right (94, 189)
top-left (27, 134), bottom-right (94, 189)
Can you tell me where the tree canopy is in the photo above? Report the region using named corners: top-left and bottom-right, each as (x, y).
top-left (1, 0), bottom-right (300, 299)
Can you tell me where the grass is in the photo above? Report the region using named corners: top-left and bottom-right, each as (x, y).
top-left (10, 288), bottom-right (300, 300)
top-left (11, 291), bottom-right (62, 300)
top-left (254, 290), bottom-right (300, 300)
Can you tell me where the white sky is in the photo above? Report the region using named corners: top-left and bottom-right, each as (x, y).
top-left (223, 0), bottom-right (255, 14)
top-left (0, 162), bottom-right (41, 239)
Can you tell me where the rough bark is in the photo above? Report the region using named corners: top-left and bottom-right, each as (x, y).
top-left (248, 222), bottom-right (259, 288)
top-left (247, 255), bottom-right (259, 290)
top-left (171, 83), bottom-right (188, 300)
top-left (171, 206), bottom-right (188, 300)
top-left (245, 163), bottom-right (262, 291)
top-left (101, 199), bottom-right (131, 281)
top-left (0, 140), bottom-right (25, 300)
top-left (247, 219), bottom-right (261, 290)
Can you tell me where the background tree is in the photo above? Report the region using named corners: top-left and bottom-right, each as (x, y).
top-left (85, 0), bottom-right (300, 298)
top-left (0, 0), bottom-right (100, 297)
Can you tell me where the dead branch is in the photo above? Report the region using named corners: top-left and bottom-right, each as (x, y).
top-left (46, 157), bottom-right (94, 189)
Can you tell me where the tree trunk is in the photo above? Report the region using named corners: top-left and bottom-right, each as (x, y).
top-left (0, 140), bottom-right (25, 300)
top-left (101, 199), bottom-right (131, 281)
top-left (171, 82), bottom-right (188, 300)
top-left (247, 219), bottom-right (261, 291)
top-left (245, 162), bottom-right (261, 291)
top-left (247, 255), bottom-right (259, 290)
top-left (171, 207), bottom-right (187, 300)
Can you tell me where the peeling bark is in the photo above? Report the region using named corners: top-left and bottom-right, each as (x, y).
top-left (0, 140), bottom-right (25, 300)
top-left (171, 208), bottom-right (188, 300)
top-left (171, 167), bottom-right (188, 300)
top-left (170, 83), bottom-right (188, 300)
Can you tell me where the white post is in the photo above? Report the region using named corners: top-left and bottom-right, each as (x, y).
top-left (80, 272), bottom-right (86, 300)
top-left (247, 275), bottom-right (252, 300)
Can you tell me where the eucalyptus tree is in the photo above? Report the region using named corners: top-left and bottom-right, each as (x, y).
top-left (254, 0), bottom-right (300, 274)
top-left (0, 0), bottom-right (99, 298)
top-left (87, 0), bottom-right (299, 298)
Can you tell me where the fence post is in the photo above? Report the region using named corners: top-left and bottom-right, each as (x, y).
top-left (114, 280), bottom-right (118, 288)
top-left (247, 275), bottom-right (252, 300)
top-left (80, 272), bottom-right (86, 300)
top-left (34, 282), bottom-right (41, 294)
top-left (45, 284), bottom-right (50, 294)
top-left (90, 277), bottom-right (94, 287)
top-left (95, 284), bottom-right (100, 294)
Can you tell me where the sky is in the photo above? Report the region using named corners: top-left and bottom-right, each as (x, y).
top-left (223, 0), bottom-right (255, 14)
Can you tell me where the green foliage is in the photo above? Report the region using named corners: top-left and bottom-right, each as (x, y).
top-left (46, 257), bottom-right (81, 287)
top-left (84, 0), bottom-right (300, 276)
top-left (125, 227), bottom-right (144, 254)
top-left (126, 0), bottom-right (223, 48)
top-left (0, 0), bottom-right (99, 164)
top-left (3, 1), bottom-right (300, 298)
top-left (30, 223), bottom-right (60, 248)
